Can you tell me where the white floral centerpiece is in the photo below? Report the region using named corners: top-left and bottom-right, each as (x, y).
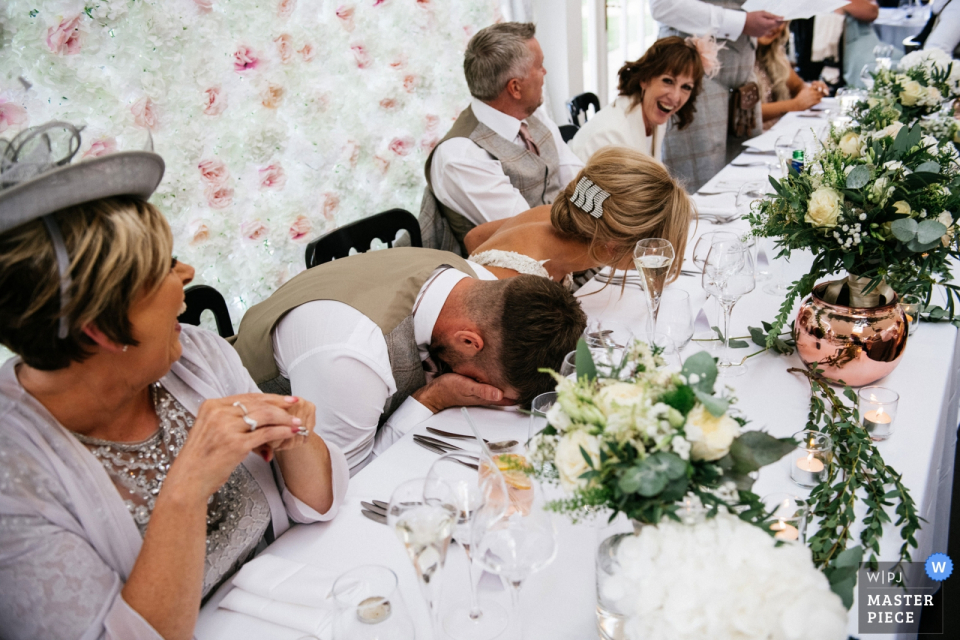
top-left (604, 512), bottom-right (849, 640)
top-left (529, 342), bottom-right (794, 526)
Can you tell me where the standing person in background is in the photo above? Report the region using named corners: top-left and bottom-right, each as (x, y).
top-left (841, 0), bottom-right (882, 88)
top-left (419, 22), bottom-right (584, 255)
top-left (651, 0), bottom-right (782, 192)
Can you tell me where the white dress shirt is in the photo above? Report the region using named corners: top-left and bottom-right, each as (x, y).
top-left (272, 262), bottom-right (497, 474)
top-left (430, 98), bottom-right (585, 227)
top-left (649, 0), bottom-right (747, 41)
top-left (925, 0), bottom-right (960, 56)
top-left (569, 96), bottom-right (667, 163)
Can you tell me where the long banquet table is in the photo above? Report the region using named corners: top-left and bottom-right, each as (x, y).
top-left (196, 110), bottom-right (960, 640)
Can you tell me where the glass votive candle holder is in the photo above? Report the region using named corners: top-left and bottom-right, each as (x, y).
top-left (858, 386), bottom-right (899, 441)
top-left (761, 493), bottom-right (808, 543)
top-left (900, 294), bottom-right (921, 336)
top-left (790, 430), bottom-right (833, 488)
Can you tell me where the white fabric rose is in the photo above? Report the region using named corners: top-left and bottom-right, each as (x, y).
top-left (805, 187), bottom-right (843, 228)
top-left (838, 131), bottom-right (860, 157)
top-left (899, 80), bottom-right (924, 106)
top-left (555, 430), bottom-right (601, 491)
top-left (684, 405), bottom-right (740, 461)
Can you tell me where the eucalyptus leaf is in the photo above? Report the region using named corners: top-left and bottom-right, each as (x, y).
top-left (916, 219), bottom-right (947, 245)
top-left (728, 338), bottom-right (749, 348)
top-left (574, 338), bottom-right (597, 382)
top-left (649, 451), bottom-right (688, 480)
top-left (729, 431), bottom-right (796, 475)
top-left (915, 161), bottom-right (940, 174)
top-left (681, 351), bottom-right (718, 395)
top-left (845, 165), bottom-right (871, 189)
top-left (749, 326), bottom-right (767, 348)
top-left (694, 389), bottom-right (730, 417)
top-left (906, 237), bottom-right (944, 253)
top-left (890, 218), bottom-right (918, 243)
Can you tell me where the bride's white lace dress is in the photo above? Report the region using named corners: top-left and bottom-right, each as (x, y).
top-left (470, 249), bottom-right (574, 289)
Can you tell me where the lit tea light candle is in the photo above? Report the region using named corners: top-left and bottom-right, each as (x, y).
top-left (858, 386), bottom-right (899, 442)
top-left (792, 452), bottom-right (826, 487)
top-left (356, 596), bottom-right (391, 624)
top-left (863, 408), bottom-right (892, 437)
top-left (770, 519), bottom-right (800, 541)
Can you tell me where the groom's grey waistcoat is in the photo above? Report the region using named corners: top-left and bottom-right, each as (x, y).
top-left (232, 248), bottom-right (476, 423)
top-left (419, 105), bottom-right (562, 255)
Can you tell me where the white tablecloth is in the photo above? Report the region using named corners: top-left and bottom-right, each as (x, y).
top-left (874, 7), bottom-right (930, 50)
top-left (197, 114), bottom-right (959, 640)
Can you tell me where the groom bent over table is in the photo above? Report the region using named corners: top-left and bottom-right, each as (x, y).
top-left (232, 247), bottom-right (586, 474)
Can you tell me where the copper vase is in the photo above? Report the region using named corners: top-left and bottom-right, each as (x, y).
top-left (794, 280), bottom-right (909, 387)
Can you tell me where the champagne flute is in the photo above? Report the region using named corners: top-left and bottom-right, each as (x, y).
top-left (702, 239), bottom-right (756, 377)
top-left (633, 238), bottom-right (675, 339)
top-left (387, 477), bottom-right (458, 639)
top-left (426, 453), bottom-right (510, 640)
top-left (656, 289), bottom-right (694, 351)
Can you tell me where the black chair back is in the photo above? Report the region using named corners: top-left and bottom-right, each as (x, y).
top-left (566, 92), bottom-right (601, 127)
top-left (559, 124), bottom-right (579, 143)
top-left (178, 284), bottom-right (234, 338)
top-left (305, 208), bottom-right (421, 268)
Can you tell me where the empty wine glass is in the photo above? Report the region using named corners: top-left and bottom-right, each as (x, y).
top-left (736, 181), bottom-right (768, 220)
top-left (472, 467), bottom-right (557, 639)
top-left (702, 239), bottom-right (756, 377)
top-left (387, 478), bottom-right (458, 639)
top-left (560, 347), bottom-right (620, 378)
top-left (761, 236), bottom-right (791, 295)
top-left (873, 43), bottom-right (894, 70)
top-left (774, 135), bottom-right (796, 178)
top-left (656, 289), bottom-right (694, 351)
top-left (633, 238), bottom-right (675, 339)
top-left (426, 453), bottom-right (510, 640)
top-left (692, 231), bottom-right (739, 351)
top-left (529, 391), bottom-right (557, 441)
top-left (860, 63), bottom-right (877, 91)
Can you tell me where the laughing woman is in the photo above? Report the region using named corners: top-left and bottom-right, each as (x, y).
top-left (0, 124), bottom-right (348, 640)
top-left (569, 36), bottom-right (709, 163)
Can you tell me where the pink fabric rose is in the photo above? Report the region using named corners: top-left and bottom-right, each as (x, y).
top-left (46, 16), bottom-right (82, 55)
top-left (351, 44), bottom-right (372, 69)
top-left (299, 44), bottom-right (316, 62)
top-left (198, 158), bottom-right (230, 187)
top-left (194, 0), bottom-right (213, 13)
top-left (205, 185), bottom-right (234, 209)
top-left (82, 138), bottom-right (118, 158)
top-left (277, 0), bottom-right (296, 18)
top-left (379, 98), bottom-right (397, 110)
top-left (373, 154), bottom-right (390, 175)
top-left (403, 75), bottom-right (418, 93)
top-left (321, 192), bottom-right (340, 220)
top-left (242, 219), bottom-right (269, 241)
top-left (259, 164), bottom-right (287, 189)
top-left (189, 221), bottom-right (211, 245)
top-left (424, 114), bottom-right (440, 133)
top-left (203, 86), bottom-right (227, 115)
top-left (420, 135), bottom-right (439, 152)
top-left (234, 45), bottom-right (259, 72)
top-left (261, 85), bottom-right (284, 109)
top-left (289, 215), bottom-right (313, 242)
top-left (389, 136), bottom-right (414, 156)
top-left (275, 34), bottom-right (294, 64)
top-left (336, 5), bottom-right (355, 31)
top-left (131, 97), bottom-right (158, 131)
top-left (341, 141), bottom-right (359, 167)
top-left (0, 101), bottom-right (28, 133)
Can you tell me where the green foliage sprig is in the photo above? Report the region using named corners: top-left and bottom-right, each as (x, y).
top-left (788, 366), bottom-right (922, 608)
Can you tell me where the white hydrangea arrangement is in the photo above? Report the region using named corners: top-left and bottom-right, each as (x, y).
top-left (529, 343), bottom-right (794, 525)
top-left (605, 513), bottom-right (849, 640)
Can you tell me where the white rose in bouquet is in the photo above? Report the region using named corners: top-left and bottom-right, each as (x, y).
top-left (545, 401), bottom-right (573, 433)
top-left (869, 176), bottom-right (894, 204)
top-left (920, 86), bottom-right (942, 107)
top-left (805, 187), bottom-right (842, 228)
top-left (684, 405), bottom-right (740, 461)
top-left (875, 121), bottom-right (905, 140)
top-left (838, 131), bottom-right (860, 157)
top-left (899, 80), bottom-right (925, 106)
top-left (555, 430), bottom-right (601, 490)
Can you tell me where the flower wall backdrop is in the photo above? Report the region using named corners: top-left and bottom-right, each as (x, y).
top-left (0, 0), bottom-right (501, 320)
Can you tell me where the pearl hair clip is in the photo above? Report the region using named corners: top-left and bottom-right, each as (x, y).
top-left (570, 176), bottom-right (610, 219)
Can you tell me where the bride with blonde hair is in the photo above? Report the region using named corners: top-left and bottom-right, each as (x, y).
top-left (464, 146), bottom-right (693, 287)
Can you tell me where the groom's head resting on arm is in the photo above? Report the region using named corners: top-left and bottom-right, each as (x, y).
top-left (430, 274), bottom-right (586, 407)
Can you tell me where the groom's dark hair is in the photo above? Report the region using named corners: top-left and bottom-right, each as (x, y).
top-left (465, 275), bottom-right (586, 407)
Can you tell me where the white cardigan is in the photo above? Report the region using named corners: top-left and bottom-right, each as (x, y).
top-left (0, 325), bottom-right (349, 640)
top-left (569, 95), bottom-right (667, 163)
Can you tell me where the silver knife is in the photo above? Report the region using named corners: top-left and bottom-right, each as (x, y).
top-left (415, 434), bottom-right (464, 451)
top-left (361, 509), bottom-right (387, 525)
top-left (414, 438), bottom-right (448, 456)
top-left (426, 427), bottom-right (488, 443)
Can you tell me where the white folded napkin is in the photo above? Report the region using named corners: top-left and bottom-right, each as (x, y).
top-left (693, 193), bottom-right (737, 215)
top-left (218, 554), bottom-right (337, 636)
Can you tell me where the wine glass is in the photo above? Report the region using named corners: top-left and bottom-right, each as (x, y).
top-left (529, 391), bottom-right (557, 441)
top-left (425, 453), bottom-right (510, 640)
top-left (692, 231), bottom-right (739, 351)
top-left (331, 565), bottom-right (415, 639)
top-left (774, 135), bottom-right (796, 178)
top-left (702, 239), bottom-right (756, 377)
top-left (387, 477), bottom-right (458, 639)
top-left (633, 238), bottom-right (675, 339)
top-left (860, 63), bottom-right (877, 91)
top-left (656, 289), bottom-right (693, 351)
top-left (472, 465), bottom-right (558, 638)
top-left (761, 236), bottom-right (791, 295)
top-left (560, 347), bottom-right (620, 378)
top-left (873, 43), bottom-right (894, 70)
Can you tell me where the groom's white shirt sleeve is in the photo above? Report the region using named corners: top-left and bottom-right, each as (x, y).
top-left (649, 0), bottom-right (746, 41)
top-left (430, 99), bottom-right (583, 228)
top-left (272, 262), bottom-right (497, 475)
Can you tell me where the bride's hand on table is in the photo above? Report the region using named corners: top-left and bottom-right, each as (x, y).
top-left (412, 372), bottom-right (516, 413)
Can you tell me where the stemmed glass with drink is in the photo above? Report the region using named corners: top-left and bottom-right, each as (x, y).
top-left (633, 238), bottom-right (675, 339)
top-left (701, 238), bottom-right (756, 377)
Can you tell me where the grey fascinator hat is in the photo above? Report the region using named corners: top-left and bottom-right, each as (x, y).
top-left (0, 122), bottom-right (165, 338)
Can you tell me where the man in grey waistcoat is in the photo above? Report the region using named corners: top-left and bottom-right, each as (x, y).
top-left (420, 22), bottom-right (584, 255)
top-left (652, 0), bottom-right (782, 192)
top-left (231, 248), bottom-right (586, 473)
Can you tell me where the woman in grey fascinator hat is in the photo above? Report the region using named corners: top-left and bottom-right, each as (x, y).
top-left (0, 123), bottom-right (349, 640)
